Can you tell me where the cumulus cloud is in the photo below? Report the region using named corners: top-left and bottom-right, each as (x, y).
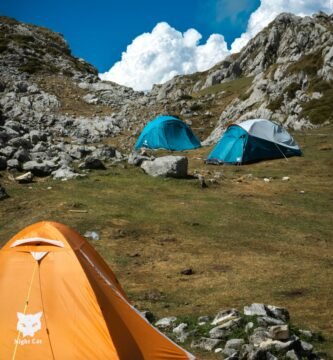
top-left (101, 1), bottom-right (332, 91)
top-left (99, 22), bottom-right (229, 91)
top-left (231, 0), bottom-right (332, 53)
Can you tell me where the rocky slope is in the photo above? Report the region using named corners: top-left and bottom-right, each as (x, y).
top-left (148, 12), bottom-right (333, 144)
top-left (0, 16), bottom-right (145, 178)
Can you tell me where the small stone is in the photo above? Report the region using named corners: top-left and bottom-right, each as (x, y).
top-left (300, 340), bottom-right (313, 352)
top-left (269, 325), bottom-right (289, 341)
top-left (286, 350), bottom-right (300, 360)
top-left (258, 316), bottom-right (285, 326)
top-left (211, 309), bottom-right (240, 325)
top-left (244, 303), bottom-right (267, 316)
top-left (191, 337), bottom-right (221, 352)
top-left (180, 268), bottom-right (194, 275)
top-left (225, 338), bottom-right (245, 351)
top-left (155, 316), bottom-right (177, 329)
top-left (15, 172), bottom-right (34, 184)
top-left (245, 322), bottom-right (254, 333)
top-left (266, 305), bottom-right (290, 322)
top-left (264, 178), bottom-right (271, 183)
top-left (209, 318), bottom-right (241, 339)
top-left (198, 315), bottom-right (210, 325)
top-left (84, 231), bottom-right (100, 241)
top-left (173, 323), bottom-right (188, 335)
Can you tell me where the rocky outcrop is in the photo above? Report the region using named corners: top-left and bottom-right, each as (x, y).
top-left (152, 303), bottom-right (326, 359)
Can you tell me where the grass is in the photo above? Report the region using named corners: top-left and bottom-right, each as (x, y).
top-left (301, 85), bottom-right (333, 125)
top-left (0, 126), bottom-right (332, 358)
top-left (194, 76), bottom-right (254, 97)
top-left (286, 51), bottom-right (324, 77)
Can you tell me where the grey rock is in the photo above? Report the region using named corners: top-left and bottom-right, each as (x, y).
top-left (23, 160), bottom-right (57, 176)
top-left (266, 305), bottom-right (290, 322)
top-left (269, 325), bottom-right (289, 341)
top-left (155, 317), bottom-right (177, 329)
top-left (84, 231), bottom-right (100, 241)
top-left (211, 309), bottom-right (240, 325)
top-left (209, 318), bottom-right (241, 339)
top-left (191, 337), bottom-right (221, 352)
top-left (286, 350), bottom-right (300, 360)
top-left (172, 323), bottom-right (189, 343)
top-left (29, 130), bottom-right (47, 144)
top-left (13, 148), bottom-right (31, 163)
top-left (15, 172), bottom-right (34, 184)
top-left (0, 146), bottom-right (15, 158)
top-left (249, 327), bottom-right (270, 346)
top-left (7, 159), bottom-right (20, 170)
top-left (198, 315), bottom-right (210, 325)
top-left (141, 156), bottom-right (188, 178)
top-left (0, 156), bottom-right (7, 170)
top-left (52, 166), bottom-right (79, 180)
top-left (0, 184), bottom-right (9, 200)
top-left (225, 338), bottom-right (245, 351)
top-left (300, 340), bottom-right (313, 353)
top-left (258, 316), bottom-right (285, 326)
top-left (79, 157), bottom-right (106, 170)
top-left (128, 152), bottom-right (154, 166)
top-left (244, 303), bottom-right (268, 317)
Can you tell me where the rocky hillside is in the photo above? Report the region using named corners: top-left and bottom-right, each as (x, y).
top-left (0, 16), bottom-right (146, 178)
top-left (148, 12), bottom-right (333, 144)
top-left (0, 12), bottom-right (332, 179)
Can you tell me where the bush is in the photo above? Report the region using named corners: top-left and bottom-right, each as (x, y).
top-left (285, 82), bottom-right (301, 99)
top-left (286, 51), bottom-right (323, 76)
top-left (302, 87), bottom-right (333, 124)
top-left (268, 95), bottom-right (284, 111)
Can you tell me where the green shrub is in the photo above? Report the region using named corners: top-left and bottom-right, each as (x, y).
top-left (19, 59), bottom-right (42, 74)
top-left (285, 82), bottom-right (302, 99)
top-left (301, 87), bottom-right (333, 124)
top-left (268, 95), bottom-right (284, 111)
top-left (286, 51), bottom-right (323, 76)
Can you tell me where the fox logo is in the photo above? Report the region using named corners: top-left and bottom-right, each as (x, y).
top-left (17, 312), bottom-right (43, 337)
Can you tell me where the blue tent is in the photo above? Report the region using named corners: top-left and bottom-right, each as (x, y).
top-left (135, 115), bottom-right (201, 151)
top-left (207, 119), bottom-right (302, 164)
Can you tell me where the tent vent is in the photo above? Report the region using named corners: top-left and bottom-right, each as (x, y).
top-left (11, 238), bottom-right (64, 248)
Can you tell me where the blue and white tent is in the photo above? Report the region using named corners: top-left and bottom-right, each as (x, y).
top-left (135, 115), bottom-right (201, 151)
top-left (207, 119), bottom-right (302, 164)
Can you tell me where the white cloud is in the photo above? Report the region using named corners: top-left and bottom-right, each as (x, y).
top-left (100, 1), bottom-right (332, 91)
top-left (99, 22), bottom-right (229, 91)
top-left (231, 0), bottom-right (332, 53)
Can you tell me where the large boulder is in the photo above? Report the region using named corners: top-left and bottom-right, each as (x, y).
top-left (141, 156), bottom-right (188, 178)
top-left (22, 160), bottom-right (58, 176)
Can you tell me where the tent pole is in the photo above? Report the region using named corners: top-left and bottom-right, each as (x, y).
top-left (274, 143), bottom-right (288, 161)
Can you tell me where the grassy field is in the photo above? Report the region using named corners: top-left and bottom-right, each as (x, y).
top-left (0, 125), bottom-right (332, 358)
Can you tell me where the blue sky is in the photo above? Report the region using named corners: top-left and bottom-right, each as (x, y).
top-left (0, 0), bottom-right (260, 72)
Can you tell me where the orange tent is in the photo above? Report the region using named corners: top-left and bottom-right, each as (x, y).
top-left (0, 221), bottom-right (196, 360)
